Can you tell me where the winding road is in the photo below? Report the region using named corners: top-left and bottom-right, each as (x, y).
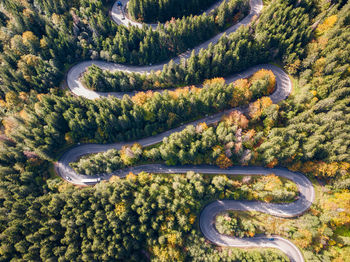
top-left (58, 0), bottom-right (314, 261)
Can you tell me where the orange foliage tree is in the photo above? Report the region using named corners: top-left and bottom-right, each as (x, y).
top-left (295, 161), bottom-right (348, 178)
top-left (216, 154), bottom-right (233, 169)
top-left (223, 110), bottom-right (249, 129)
top-left (131, 90), bottom-right (153, 105)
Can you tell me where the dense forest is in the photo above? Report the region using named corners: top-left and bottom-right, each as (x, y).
top-left (8, 71), bottom-right (274, 160)
top-left (128, 0), bottom-right (218, 23)
top-left (82, 0), bottom-right (313, 92)
top-left (0, 151), bottom-right (290, 261)
top-left (0, 0), bottom-right (349, 261)
top-left (258, 2), bottom-right (350, 168)
top-left (70, 106), bottom-right (277, 175)
top-left (0, 0), bottom-right (249, 95)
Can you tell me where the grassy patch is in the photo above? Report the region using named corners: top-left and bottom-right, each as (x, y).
top-left (335, 226), bottom-right (350, 237)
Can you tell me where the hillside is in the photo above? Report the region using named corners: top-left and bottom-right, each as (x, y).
top-left (0, 0), bottom-right (349, 261)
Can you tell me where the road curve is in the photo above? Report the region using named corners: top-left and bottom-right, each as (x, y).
top-left (59, 64), bottom-right (291, 185)
top-left (58, 63), bottom-right (305, 261)
top-left (59, 0), bottom-right (312, 261)
top-left (67, 0), bottom-right (263, 99)
top-left (119, 165), bottom-right (313, 262)
top-left (111, 0), bottom-right (229, 28)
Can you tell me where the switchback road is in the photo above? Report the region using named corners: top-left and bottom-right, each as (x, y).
top-left (58, 1), bottom-right (312, 261)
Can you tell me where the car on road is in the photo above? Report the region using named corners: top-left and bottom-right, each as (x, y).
top-left (268, 238), bottom-right (275, 241)
top-left (66, 176), bottom-right (72, 181)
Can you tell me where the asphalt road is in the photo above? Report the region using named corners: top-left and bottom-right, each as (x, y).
top-left (59, 1), bottom-right (312, 261)
top-left (67, 0), bottom-right (263, 99)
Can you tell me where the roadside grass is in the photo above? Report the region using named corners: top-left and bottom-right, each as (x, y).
top-left (270, 61), bottom-right (301, 97)
top-left (289, 74), bottom-right (301, 96)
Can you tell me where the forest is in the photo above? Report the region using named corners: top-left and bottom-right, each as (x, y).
top-left (128, 0), bottom-right (218, 23)
top-left (0, 0), bottom-right (249, 95)
top-left (70, 106), bottom-right (277, 175)
top-left (7, 71), bottom-right (274, 160)
top-left (0, 0), bottom-right (349, 261)
top-left (82, 0), bottom-right (312, 92)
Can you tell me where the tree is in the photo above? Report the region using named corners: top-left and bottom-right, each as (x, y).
top-left (216, 154), bottom-right (233, 169)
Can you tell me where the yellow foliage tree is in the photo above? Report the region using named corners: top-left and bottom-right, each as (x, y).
top-left (115, 202), bottom-right (126, 216)
top-left (248, 96), bottom-right (273, 120)
top-left (2, 117), bottom-right (17, 136)
top-left (216, 154), bottom-right (233, 169)
top-left (231, 79), bottom-right (252, 107)
top-left (169, 86), bottom-right (198, 99)
top-left (167, 233), bottom-right (178, 246)
top-left (250, 69), bottom-right (276, 93)
top-left (22, 31), bottom-right (39, 46)
top-left (126, 172), bottom-right (137, 181)
top-left (196, 122), bottom-right (208, 133)
top-left (152, 245), bottom-right (181, 261)
top-left (138, 172), bottom-right (152, 185)
top-left (286, 59), bottom-right (301, 75)
top-left (203, 77), bottom-right (225, 86)
top-left (51, 13), bottom-right (61, 25)
top-left (10, 35), bottom-right (25, 55)
top-left (36, 93), bottom-right (45, 102)
top-left (5, 91), bottom-right (20, 107)
top-left (19, 109), bottom-right (30, 121)
top-left (19, 92), bottom-right (28, 101)
top-left (314, 57), bottom-right (326, 76)
top-left (17, 55), bottom-right (41, 82)
top-left (298, 161), bottom-right (344, 178)
top-left (294, 228), bottom-right (313, 249)
top-left (40, 37), bottom-right (48, 48)
top-left (261, 174), bottom-right (283, 191)
top-left (323, 192), bottom-right (350, 226)
top-left (316, 15), bottom-right (337, 35)
top-left (109, 176), bottom-right (120, 183)
top-left (23, 8), bottom-right (33, 17)
top-left (189, 214), bottom-right (196, 225)
top-left (120, 143), bottom-right (142, 165)
top-left (64, 132), bottom-right (74, 144)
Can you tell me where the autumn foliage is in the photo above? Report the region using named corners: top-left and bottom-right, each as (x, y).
top-left (216, 154), bottom-right (233, 169)
top-left (249, 97), bottom-right (273, 120)
top-left (131, 90), bottom-right (154, 105)
top-left (250, 69), bottom-right (276, 94)
top-left (223, 110), bottom-right (249, 129)
top-left (316, 15), bottom-right (337, 35)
